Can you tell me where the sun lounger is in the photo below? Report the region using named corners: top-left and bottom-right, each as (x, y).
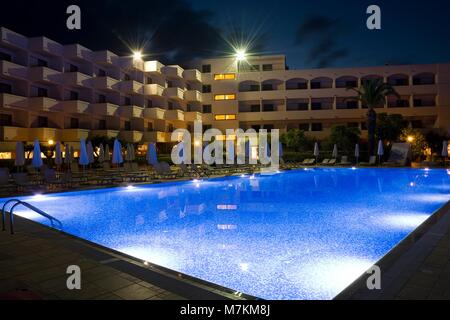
top-left (319, 159), bottom-right (330, 166)
top-left (339, 156), bottom-right (352, 166)
top-left (327, 159), bottom-right (337, 166)
top-left (360, 156), bottom-right (377, 166)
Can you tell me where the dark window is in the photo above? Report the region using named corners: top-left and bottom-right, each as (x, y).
top-left (347, 101), bottom-right (358, 109)
top-left (414, 99), bottom-right (422, 107)
top-left (262, 84), bottom-right (273, 91)
top-left (124, 97), bottom-right (131, 105)
top-left (124, 74), bottom-right (131, 81)
top-left (98, 69), bottom-right (106, 77)
top-left (147, 77), bottom-right (153, 84)
top-left (287, 103), bottom-right (308, 111)
top-left (168, 102), bottom-right (174, 110)
top-left (202, 85), bottom-right (212, 93)
top-left (252, 125), bottom-right (261, 131)
top-left (168, 124), bottom-right (174, 132)
top-left (0, 52), bottom-right (12, 61)
top-left (262, 64), bottom-right (273, 71)
top-left (249, 84), bottom-right (260, 91)
top-left (38, 116), bottom-right (48, 127)
top-left (297, 82), bottom-right (308, 89)
top-left (124, 121), bottom-right (131, 131)
top-left (37, 88), bottom-right (48, 97)
top-left (36, 59), bottom-right (48, 67)
top-left (70, 118), bottom-right (79, 129)
top-left (413, 77), bottom-right (435, 85)
top-left (98, 94), bottom-right (106, 103)
top-left (202, 65), bottom-right (211, 73)
top-left (146, 100), bottom-right (153, 108)
top-left (311, 102), bottom-right (322, 110)
top-left (68, 64), bottom-right (78, 73)
top-left (395, 78), bottom-right (408, 86)
top-left (0, 114), bottom-right (12, 126)
top-left (167, 81), bottom-right (173, 88)
top-left (396, 99), bottom-right (409, 108)
top-left (99, 120), bottom-right (106, 130)
top-left (264, 124), bottom-right (275, 130)
top-left (251, 105), bottom-right (260, 112)
top-left (299, 124), bottom-right (310, 131)
top-left (263, 104), bottom-right (275, 112)
top-left (202, 105), bottom-right (212, 113)
top-left (0, 83), bottom-right (12, 94)
top-left (69, 91), bottom-right (79, 100)
top-left (147, 122), bottom-right (153, 131)
top-left (346, 80), bottom-right (358, 88)
top-left (311, 82), bottom-right (321, 89)
top-left (311, 123), bottom-right (323, 131)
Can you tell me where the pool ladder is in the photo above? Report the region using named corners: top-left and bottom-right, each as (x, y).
top-left (1, 199), bottom-right (63, 235)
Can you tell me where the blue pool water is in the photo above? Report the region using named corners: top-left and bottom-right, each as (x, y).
top-left (2, 168), bottom-right (449, 300)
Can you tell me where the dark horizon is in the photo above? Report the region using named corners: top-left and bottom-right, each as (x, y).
top-left (1, 0), bottom-right (450, 69)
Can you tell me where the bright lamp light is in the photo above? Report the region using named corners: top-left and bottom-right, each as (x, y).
top-left (235, 49), bottom-right (247, 61)
top-left (133, 51), bottom-right (143, 61)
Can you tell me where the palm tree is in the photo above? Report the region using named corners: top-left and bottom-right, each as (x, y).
top-left (347, 79), bottom-right (400, 156)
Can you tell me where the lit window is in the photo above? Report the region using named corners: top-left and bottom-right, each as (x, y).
top-left (215, 114), bottom-right (237, 121)
top-left (214, 94), bottom-right (236, 101)
top-left (214, 73), bottom-right (236, 81)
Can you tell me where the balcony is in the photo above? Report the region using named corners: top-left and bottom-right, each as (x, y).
top-left (62, 72), bottom-right (92, 87)
top-left (28, 97), bottom-right (60, 112)
top-left (143, 107), bottom-right (166, 120)
top-left (1, 27), bottom-right (28, 50)
top-left (63, 44), bottom-right (92, 61)
top-left (184, 90), bottom-right (202, 103)
top-left (28, 128), bottom-right (60, 142)
top-left (143, 131), bottom-right (171, 143)
top-left (119, 131), bottom-right (144, 144)
top-left (119, 57), bottom-right (144, 71)
top-left (90, 103), bottom-right (119, 116)
top-left (28, 66), bottom-right (61, 84)
top-left (164, 87), bottom-right (185, 101)
top-left (144, 61), bottom-right (164, 74)
top-left (92, 76), bottom-right (120, 91)
top-left (0, 126), bottom-right (29, 141)
top-left (162, 65), bottom-right (184, 79)
top-left (59, 100), bottom-right (90, 114)
top-left (29, 37), bottom-right (63, 56)
top-left (61, 129), bottom-right (90, 142)
top-left (0, 60), bottom-right (27, 79)
top-left (0, 93), bottom-right (28, 109)
top-left (185, 111), bottom-right (203, 122)
top-left (120, 80), bottom-right (144, 94)
top-left (90, 130), bottom-right (120, 139)
top-left (183, 69), bottom-right (202, 83)
top-left (92, 50), bottom-right (119, 66)
top-left (144, 84), bottom-right (165, 97)
top-left (118, 105), bottom-right (144, 118)
top-left (165, 109), bottom-right (185, 121)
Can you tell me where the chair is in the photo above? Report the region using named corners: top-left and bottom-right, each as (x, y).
top-left (360, 156), bottom-right (377, 166)
top-left (319, 159), bottom-right (330, 166)
top-left (327, 159), bottom-right (337, 166)
top-left (44, 169), bottom-right (68, 189)
top-left (339, 156), bottom-right (352, 166)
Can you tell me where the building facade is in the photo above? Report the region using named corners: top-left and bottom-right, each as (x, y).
top-left (1, 27), bottom-right (449, 158)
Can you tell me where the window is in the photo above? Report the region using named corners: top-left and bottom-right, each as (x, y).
top-left (0, 83), bottom-right (12, 94)
top-left (311, 123), bottom-right (323, 131)
top-left (147, 77), bottom-right (153, 84)
top-left (299, 124), bottom-right (310, 131)
top-left (251, 105), bottom-right (260, 112)
top-left (99, 120), bottom-right (106, 130)
top-left (202, 65), bottom-right (211, 73)
top-left (251, 125), bottom-right (261, 131)
top-left (395, 78), bottom-right (408, 86)
top-left (0, 114), bottom-right (12, 126)
top-left (249, 84), bottom-right (260, 91)
top-left (297, 82), bottom-right (308, 90)
top-left (36, 59), bottom-right (48, 67)
top-left (262, 84), bottom-right (273, 91)
top-left (0, 52), bottom-right (12, 62)
top-left (37, 88), bottom-right (48, 97)
top-left (263, 104), bottom-right (275, 112)
top-left (395, 99), bottom-right (409, 108)
top-left (262, 64), bottom-right (273, 71)
top-left (146, 100), bottom-right (153, 108)
top-left (38, 116), bottom-right (48, 127)
top-left (147, 122), bottom-right (154, 132)
top-left (202, 105), bottom-right (212, 113)
top-left (264, 124), bottom-right (275, 130)
top-left (215, 114), bottom-right (237, 121)
top-left (214, 94), bottom-right (236, 101)
top-left (98, 69), bottom-right (106, 77)
top-left (98, 94), bottom-right (106, 103)
top-left (124, 97), bottom-right (131, 105)
top-left (214, 74), bottom-right (236, 81)
top-left (70, 118), bottom-right (79, 129)
top-left (124, 121), bottom-right (131, 131)
top-left (167, 81), bottom-right (173, 88)
top-left (69, 91), bottom-right (79, 100)
top-left (346, 80), bottom-right (358, 88)
top-left (202, 85), bottom-right (212, 93)
top-left (311, 82), bottom-right (321, 89)
top-left (347, 101), bottom-right (358, 109)
top-left (68, 64), bottom-right (79, 73)
top-left (168, 124), bottom-right (174, 132)
top-left (311, 102), bottom-right (322, 110)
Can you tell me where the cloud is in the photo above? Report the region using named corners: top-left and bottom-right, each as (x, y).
top-left (0, 0), bottom-right (225, 66)
top-left (295, 15), bottom-right (349, 68)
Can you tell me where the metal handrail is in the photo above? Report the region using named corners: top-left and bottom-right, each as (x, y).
top-left (1, 199), bottom-right (63, 234)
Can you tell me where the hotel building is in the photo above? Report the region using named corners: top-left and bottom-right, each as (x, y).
top-left (1, 27), bottom-right (449, 158)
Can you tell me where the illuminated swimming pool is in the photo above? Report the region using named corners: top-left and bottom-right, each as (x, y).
top-left (2, 168), bottom-right (449, 300)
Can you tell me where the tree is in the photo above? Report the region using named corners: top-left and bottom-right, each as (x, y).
top-left (325, 125), bottom-right (361, 153)
top-left (400, 128), bottom-right (428, 161)
top-left (426, 130), bottom-right (449, 154)
top-left (280, 129), bottom-right (313, 152)
top-left (347, 79), bottom-right (400, 156)
top-left (376, 113), bottom-right (407, 143)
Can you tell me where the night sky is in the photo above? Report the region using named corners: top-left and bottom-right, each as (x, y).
top-left (1, 0), bottom-right (450, 69)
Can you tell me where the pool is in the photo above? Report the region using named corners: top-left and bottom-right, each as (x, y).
top-left (2, 168), bottom-right (449, 300)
